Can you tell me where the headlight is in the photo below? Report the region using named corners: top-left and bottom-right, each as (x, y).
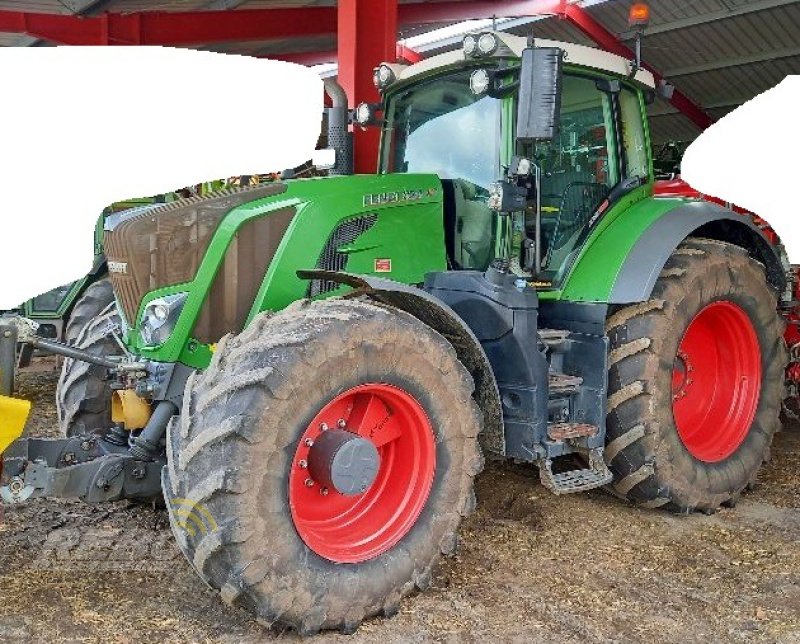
top-left (478, 33), bottom-right (498, 55)
top-left (470, 69), bottom-right (491, 95)
top-left (139, 292), bottom-right (188, 347)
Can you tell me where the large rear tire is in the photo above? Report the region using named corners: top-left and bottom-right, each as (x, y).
top-left (163, 299), bottom-right (483, 634)
top-left (57, 303), bottom-right (122, 437)
top-left (64, 278), bottom-right (114, 345)
top-left (605, 238), bottom-right (786, 512)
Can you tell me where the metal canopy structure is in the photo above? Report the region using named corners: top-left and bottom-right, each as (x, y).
top-left (1, 0), bottom-right (799, 162)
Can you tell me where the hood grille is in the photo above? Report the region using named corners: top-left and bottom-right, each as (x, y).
top-left (308, 214), bottom-right (378, 297)
top-left (104, 183), bottom-right (286, 325)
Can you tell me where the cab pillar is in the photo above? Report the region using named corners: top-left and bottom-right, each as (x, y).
top-left (337, 0), bottom-right (397, 174)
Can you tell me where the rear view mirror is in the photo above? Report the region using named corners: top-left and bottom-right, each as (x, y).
top-left (516, 46), bottom-right (563, 143)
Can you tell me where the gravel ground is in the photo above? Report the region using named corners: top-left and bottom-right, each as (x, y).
top-left (1, 360), bottom-right (799, 643)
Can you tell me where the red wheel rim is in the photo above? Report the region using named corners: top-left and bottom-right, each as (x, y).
top-left (672, 301), bottom-right (762, 463)
top-left (288, 383), bottom-right (436, 563)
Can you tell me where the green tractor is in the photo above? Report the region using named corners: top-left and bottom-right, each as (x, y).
top-left (0, 32), bottom-right (788, 634)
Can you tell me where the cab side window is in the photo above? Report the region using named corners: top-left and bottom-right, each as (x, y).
top-left (619, 88), bottom-right (649, 180)
top-left (530, 75), bottom-right (617, 271)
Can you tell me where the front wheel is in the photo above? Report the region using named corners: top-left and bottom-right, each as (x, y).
top-left (163, 299), bottom-right (483, 634)
top-left (605, 238), bottom-right (786, 512)
top-left (57, 303), bottom-right (122, 436)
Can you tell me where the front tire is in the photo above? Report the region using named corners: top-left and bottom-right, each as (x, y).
top-left (57, 303), bottom-right (122, 437)
top-left (605, 238), bottom-right (786, 512)
top-left (163, 299), bottom-right (483, 634)
top-left (64, 278), bottom-right (114, 345)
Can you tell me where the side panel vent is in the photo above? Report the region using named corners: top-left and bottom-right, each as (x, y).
top-left (309, 214), bottom-right (378, 297)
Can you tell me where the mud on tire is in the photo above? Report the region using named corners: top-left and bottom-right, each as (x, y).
top-left (604, 238), bottom-right (786, 512)
top-left (57, 303), bottom-right (122, 437)
top-left (163, 299), bottom-right (483, 635)
top-left (64, 278), bottom-right (114, 345)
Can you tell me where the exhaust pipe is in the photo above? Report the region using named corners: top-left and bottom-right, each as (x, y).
top-left (324, 77), bottom-right (353, 175)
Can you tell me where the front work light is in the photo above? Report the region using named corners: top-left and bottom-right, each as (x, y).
top-left (470, 69), bottom-right (491, 95)
top-left (354, 102), bottom-right (379, 127)
top-left (372, 63), bottom-right (407, 91)
top-left (463, 31), bottom-right (512, 59)
top-left (140, 292), bottom-right (188, 347)
top-left (463, 34), bottom-right (478, 57)
top-left (477, 33), bottom-right (498, 55)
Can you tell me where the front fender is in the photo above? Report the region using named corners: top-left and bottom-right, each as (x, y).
top-left (297, 270), bottom-right (503, 452)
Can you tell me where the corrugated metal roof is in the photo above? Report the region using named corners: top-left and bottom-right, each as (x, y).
top-left (1, 0), bottom-right (799, 144)
top-left (506, 0), bottom-right (800, 144)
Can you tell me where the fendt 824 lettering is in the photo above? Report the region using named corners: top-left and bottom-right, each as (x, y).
top-left (0, 27), bottom-right (791, 635)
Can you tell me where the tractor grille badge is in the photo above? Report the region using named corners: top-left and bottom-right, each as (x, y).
top-left (374, 258), bottom-right (392, 272)
top-left (108, 261), bottom-right (128, 275)
top-left (363, 187), bottom-right (437, 207)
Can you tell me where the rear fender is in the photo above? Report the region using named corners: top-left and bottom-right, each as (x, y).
top-left (610, 201), bottom-right (786, 304)
top-left (297, 270), bottom-right (503, 452)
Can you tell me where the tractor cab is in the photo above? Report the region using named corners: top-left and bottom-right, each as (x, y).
top-left (372, 31), bottom-right (654, 287)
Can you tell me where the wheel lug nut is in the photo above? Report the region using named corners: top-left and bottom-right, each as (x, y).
top-left (305, 478), bottom-right (314, 487)
top-left (298, 459), bottom-right (307, 469)
top-left (320, 487), bottom-right (329, 496)
top-left (320, 423), bottom-right (328, 432)
top-left (304, 438), bottom-right (314, 447)
top-left (337, 419), bottom-right (346, 428)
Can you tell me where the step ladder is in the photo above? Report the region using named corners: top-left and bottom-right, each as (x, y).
top-left (538, 447), bottom-right (612, 495)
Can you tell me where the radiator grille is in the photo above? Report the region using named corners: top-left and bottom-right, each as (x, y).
top-left (192, 207), bottom-right (296, 344)
top-left (308, 214), bottom-right (378, 297)
top-left (104, 183), bottom-right (287, 325)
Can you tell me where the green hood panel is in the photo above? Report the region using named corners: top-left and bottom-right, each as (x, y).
top-left (126, 174), bottom-right (447, 366)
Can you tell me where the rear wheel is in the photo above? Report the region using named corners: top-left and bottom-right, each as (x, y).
top-left (605, 238), bottom-right (786, 512)
top-left (57, 303), bottom-right (122, 437)
top-left (163, 299), bottom-right (483, 634)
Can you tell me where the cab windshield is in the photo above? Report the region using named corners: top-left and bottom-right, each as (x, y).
top-left (381, 69), bottom-right (502, 270)
top-left (380, 69), bottom-right (502, 188)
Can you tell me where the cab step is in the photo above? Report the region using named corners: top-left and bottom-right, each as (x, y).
top-left (548, 372), bottom-right (583, 395)
top-left (538, 448), bottom-right (612, 495)
top-left (547, 422), bottom-right (598, 441)
top-left (539, 328), bottom-right (571, 349)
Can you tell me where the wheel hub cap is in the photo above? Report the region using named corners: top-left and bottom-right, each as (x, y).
top-left (289, 383), bottom-right (436, 563)
top-left (307, 429), bottom-right (381, 496)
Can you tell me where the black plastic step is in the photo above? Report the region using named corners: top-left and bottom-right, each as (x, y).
top-left (539, 328), bottom-right (571, 349)
top-left (538, 448), bottom-right (612, 495)
top-left (547, 422), bottom-right (598, 441)
top-left (548, 372), bottom-right (583, 395)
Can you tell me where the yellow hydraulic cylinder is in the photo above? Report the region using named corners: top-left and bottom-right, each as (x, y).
top-left (111, 390), bottom-right (152, 431)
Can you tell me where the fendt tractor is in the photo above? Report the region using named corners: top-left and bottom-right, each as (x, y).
top-left (0, 27), bottom-right (793, 635)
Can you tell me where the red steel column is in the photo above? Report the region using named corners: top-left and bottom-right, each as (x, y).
top-left (337, 0), bottom-right (398, 174)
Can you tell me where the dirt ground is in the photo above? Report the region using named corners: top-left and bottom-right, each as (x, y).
top-left (1, 360), bottom-right (799, 643)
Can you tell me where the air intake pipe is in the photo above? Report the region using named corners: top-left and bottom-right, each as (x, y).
top-left (324, 77), bottom-right (353, 175)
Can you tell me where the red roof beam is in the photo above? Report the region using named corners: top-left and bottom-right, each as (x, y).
top-left (0, 7), bottom-right (337, 46)
top-left (0, 1), bottom-right (567, 47)
top-left (274, 43), bottom-right (421, 67)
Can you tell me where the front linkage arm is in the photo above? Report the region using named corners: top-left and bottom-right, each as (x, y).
top-left (0, 314), bottom-right (175, 506)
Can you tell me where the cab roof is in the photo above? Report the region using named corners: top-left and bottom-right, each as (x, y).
top-left (397, 31), bottom-right (656, 89)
